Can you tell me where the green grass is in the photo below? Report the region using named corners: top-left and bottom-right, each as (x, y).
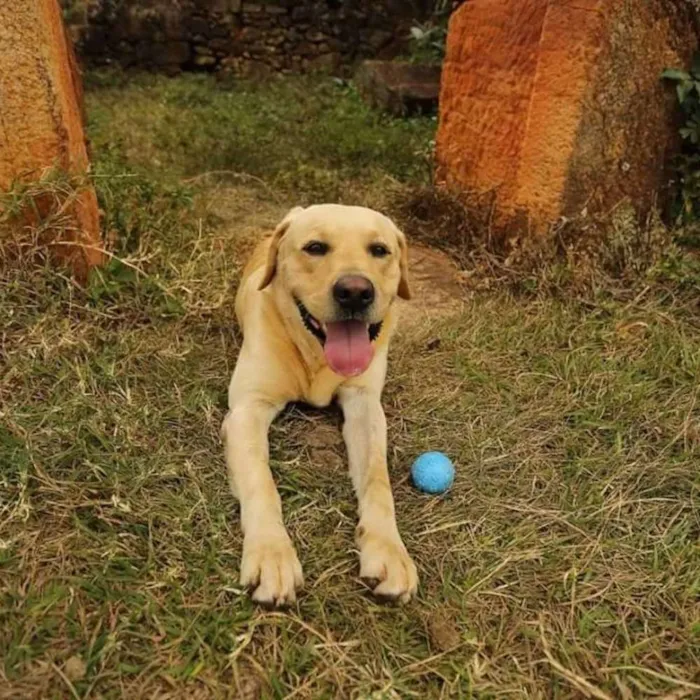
top-left (1, 71), bottom-right (699, 698)
top-left (86, 70), bottom-right (435, 206)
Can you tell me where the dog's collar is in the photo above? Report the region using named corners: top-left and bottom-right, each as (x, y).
top-left (294, 298), bottom-right (383, 345)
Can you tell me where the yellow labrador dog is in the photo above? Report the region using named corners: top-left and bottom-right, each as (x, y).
top-left (221, 204), bottom-right (418, 606)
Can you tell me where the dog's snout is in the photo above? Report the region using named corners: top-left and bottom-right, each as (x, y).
top-left (333, 275), bottom-right (375, 312)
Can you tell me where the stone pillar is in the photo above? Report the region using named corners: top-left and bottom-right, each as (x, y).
top-left (0, 0), bottom-right (102, 277)
top-left (436, 0), bottom-right (697, 237)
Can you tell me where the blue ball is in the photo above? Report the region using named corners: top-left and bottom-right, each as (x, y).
top-left (411, 452), bottom-right (455, 494)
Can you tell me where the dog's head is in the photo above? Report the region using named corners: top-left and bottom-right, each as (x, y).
top-left (259, 204), bottom-right (411, 378)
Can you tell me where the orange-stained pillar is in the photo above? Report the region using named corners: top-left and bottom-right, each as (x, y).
top-left (0, 0), bottom-right (102, 277)
top-left (436, 0), bottom-right (697, 238)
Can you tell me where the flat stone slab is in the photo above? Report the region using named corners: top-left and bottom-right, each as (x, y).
top-left (355, 60), bottom-right (441, 116)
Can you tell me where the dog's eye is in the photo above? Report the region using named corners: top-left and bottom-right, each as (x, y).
top-left (303, 241), bottom-right (329, 256)
top-left (369, 243), bottom-right (390, 258)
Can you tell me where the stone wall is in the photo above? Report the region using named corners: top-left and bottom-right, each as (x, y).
top-left (61, 0), bottom-right (426, 76)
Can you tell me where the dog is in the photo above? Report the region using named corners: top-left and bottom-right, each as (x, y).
top-left (221, 204), bottom-right (418, 606)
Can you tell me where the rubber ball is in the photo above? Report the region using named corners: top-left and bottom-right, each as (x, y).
top-left (411, 451), bottom-right (455, 494)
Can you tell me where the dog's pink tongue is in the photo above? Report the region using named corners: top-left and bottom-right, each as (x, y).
top-left (324, 320), bottom-right (373, 377)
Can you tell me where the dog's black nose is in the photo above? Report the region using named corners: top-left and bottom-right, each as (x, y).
top-left (333, 275), bottom-right (375, 312)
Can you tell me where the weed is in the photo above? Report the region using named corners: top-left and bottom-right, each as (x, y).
top-left (397, 185), bottom-right (700, 297)
top-left (662, 52), bottom-right (700, 236)
top-left (405, 1), bottom-right (466, 64)
top-left (407, 21), bottom-right (449, 64)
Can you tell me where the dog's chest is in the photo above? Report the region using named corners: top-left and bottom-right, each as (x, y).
top-left (304, 366), bottom-right (345, 407)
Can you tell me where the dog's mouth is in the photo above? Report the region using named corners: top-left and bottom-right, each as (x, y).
top-left (295, 298), bottom-right (382, 377)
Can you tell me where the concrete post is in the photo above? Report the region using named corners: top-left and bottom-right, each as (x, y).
top-left (436, 0), bottom-right (696, 238)
top-left (0, 0), bottom-right (102, 277)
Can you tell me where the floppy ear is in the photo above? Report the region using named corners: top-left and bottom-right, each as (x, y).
top-left (396, 228), bottom-right (412, 300)
top-left (258, 206), bottom-right (304, 290)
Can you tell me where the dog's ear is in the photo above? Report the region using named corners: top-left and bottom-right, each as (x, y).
top-left (396, 228), bottom-right (412, 300)
top-left (258, 206), bottom-right (304, 290)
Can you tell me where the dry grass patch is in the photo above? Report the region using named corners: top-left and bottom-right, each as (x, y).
top-left (398, 186), bottom-right (700, 297)
top-left (3, 197), bottom-right (699, 696)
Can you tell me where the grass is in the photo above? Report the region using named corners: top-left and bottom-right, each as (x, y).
top-left (86, 70), bottom-right (435, 205)
top-left (1, 71), bottom-right (700, 698)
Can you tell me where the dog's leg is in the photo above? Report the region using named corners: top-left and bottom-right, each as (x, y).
top-left (338, 385), bottom-right (418, 602)
top-left (222, 399), bottom-right (303, 606)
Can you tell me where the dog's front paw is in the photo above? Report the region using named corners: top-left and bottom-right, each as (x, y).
top-left (240, 530), bottom-right (303, 607)
top-left (356, 524), bottom-right (418, 603)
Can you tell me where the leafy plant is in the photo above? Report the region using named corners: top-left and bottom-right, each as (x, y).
top-left (662, 53), bottom-right (700, 228)
top-left (408, 21), bottom-right (448, 63)
top-left (406, 1), bottom-right (464, 64)
top-left (87, 256), bottom-right (185, 319)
